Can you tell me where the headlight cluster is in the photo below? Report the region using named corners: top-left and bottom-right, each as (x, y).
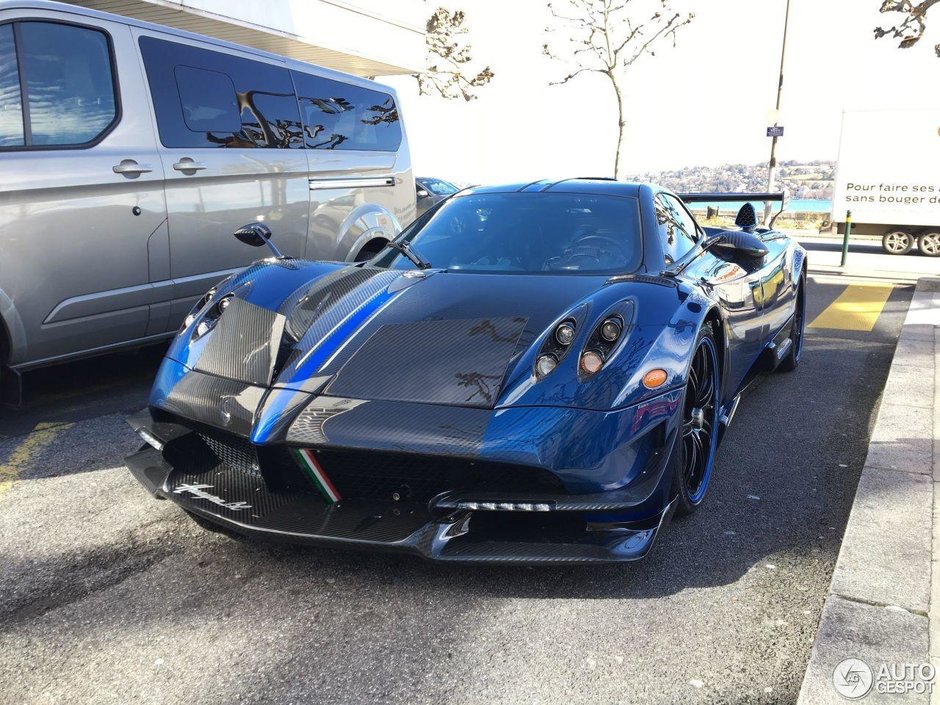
top-left (534, 307), bottom-right (628, 381)
top-left (182, 284), bottom-right (235, 340)
top-left (535, 317), bottom-right (579, 378)
top-left (182, 286), bottom-right (218, 331)
top-left (578, 316), bottom-right (623, 378)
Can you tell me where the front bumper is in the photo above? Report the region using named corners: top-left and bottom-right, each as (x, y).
top-left (125, 403), bottom-right (680, 564)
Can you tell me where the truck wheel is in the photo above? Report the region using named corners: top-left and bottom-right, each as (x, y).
top-left (882, 231), bottom-right (914, 255)
top-left (917, 233), bottom-right (940, 257)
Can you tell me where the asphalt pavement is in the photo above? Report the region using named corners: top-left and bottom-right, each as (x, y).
top-left (0, 250), bottom-right (919, 704)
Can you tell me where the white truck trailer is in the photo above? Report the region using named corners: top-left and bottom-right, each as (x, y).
top-left (831, 109), bottom-right (940, 257)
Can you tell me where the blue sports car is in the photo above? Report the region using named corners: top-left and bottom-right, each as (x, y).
top-left (126, 179), bottom-right (806, 563)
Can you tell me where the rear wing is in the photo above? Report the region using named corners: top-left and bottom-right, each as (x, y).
top-left (677, 192), bottom-right (788, 229)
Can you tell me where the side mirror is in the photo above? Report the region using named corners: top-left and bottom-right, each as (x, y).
top-left (416, 189), bottom-right (430, 199)
top-left (233, 222), bottom-right (283, 258)
top-left (710, 230), bottom-right (769, 261)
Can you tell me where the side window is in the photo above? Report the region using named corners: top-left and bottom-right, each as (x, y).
top-left (139, 36), bottom-right (303, 149)
top-left (174, 65), bottom-right (240, 134)
top-left (0, 21), bottom-right (118, 149)
top-left (655, 194), bottom-right (697, 264)
top-left (665, 194), bottom-right (702, 241)
top-left (0, 24), bottom-right (24, 147)
top-left (292, 71), bottom-right (402, 151)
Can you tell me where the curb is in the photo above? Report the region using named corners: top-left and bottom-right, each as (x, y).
top-left (797, 276), bottom-right (940, 704)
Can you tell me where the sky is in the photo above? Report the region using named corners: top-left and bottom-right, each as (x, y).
top-left (379, 0), bottom-right (940, 184)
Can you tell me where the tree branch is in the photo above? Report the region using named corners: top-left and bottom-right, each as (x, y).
top-left (543, 0), bottom-right (695, 177)
top-left (875, 0), bottom-right (940, 53)
top-left (414, 7), bottom-right (494, 100)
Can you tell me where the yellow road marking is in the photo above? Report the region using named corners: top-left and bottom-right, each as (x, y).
top-left (808, 284), bottom-right (895, 332)
top-left (0, 422), bottom-right (74, 497)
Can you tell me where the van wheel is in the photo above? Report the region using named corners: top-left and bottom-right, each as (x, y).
top-left (918, 233), bottom-right (940, 257)
top-left (882, 231), bottom-right (914, 255)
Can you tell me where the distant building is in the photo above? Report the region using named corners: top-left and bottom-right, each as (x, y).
top-left (71, 0), bottom-right (426, 76)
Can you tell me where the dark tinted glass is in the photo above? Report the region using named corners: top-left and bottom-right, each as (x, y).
top-left (0, 24), bottom-right (24, 147)
top-left (175, 65), bottom-right (240, 133)
top-left (140, 36), bottom-right (303, 148)
top-left (292, 71), bottom-right (401, 151)
top-left (376, 193), bottom-right (642, 274)
top-left (422, 178), bottom-right (458, 195)
top-left (656, 194), bottom-right (697, 263)
top-left (18, 21), bottom-right (116, 146)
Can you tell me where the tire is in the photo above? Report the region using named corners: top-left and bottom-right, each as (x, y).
top-left (882, 231), bottom-right (915, 255)
top-left (353, 240), bottom-right (388, 262)
top-left (917, 232), bottom-right (940, 257)
top-left (778, 280), bottom-right (805, 373)
top-left (673, 325), bottom-right (721, 517)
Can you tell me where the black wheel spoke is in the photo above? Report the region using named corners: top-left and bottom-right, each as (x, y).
top-left (681, 335), bottom-right (720, 502)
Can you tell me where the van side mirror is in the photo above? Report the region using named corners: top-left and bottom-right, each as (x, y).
top-left (710, 230), bottom-right (769, 261)
top-left (233, 222), bottom-right (283, 258)
top-left (416, 189), bottom-right (430, 199)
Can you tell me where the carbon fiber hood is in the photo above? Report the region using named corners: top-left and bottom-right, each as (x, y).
top-left (174, 264), bottom-right (612, 410)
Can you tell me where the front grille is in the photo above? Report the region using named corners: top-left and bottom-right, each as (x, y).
top-left (163, 423), bottom-right (567, 505)
top-left (199, 430), bottom-right (260, 478)
top-left (307, 448), bottom-right (567, 503)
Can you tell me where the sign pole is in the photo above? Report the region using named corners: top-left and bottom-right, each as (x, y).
top-left (840, 210), bottom-right (852, 267)
top-left (764, 0), bottom-right (792, 225)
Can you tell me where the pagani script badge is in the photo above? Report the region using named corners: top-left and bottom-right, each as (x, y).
top-left (173, 483), bottom-right (252, 511)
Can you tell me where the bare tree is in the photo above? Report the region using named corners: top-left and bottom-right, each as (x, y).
top-left (875, 0), bottom-right (940, 57)
top-left (544, 0), bottom-right (693, 178)
top-left (415, 8), bottom-right (494, 100)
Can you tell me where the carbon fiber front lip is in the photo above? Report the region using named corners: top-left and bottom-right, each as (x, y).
top-left (125, 438), bottom-right (675, 564)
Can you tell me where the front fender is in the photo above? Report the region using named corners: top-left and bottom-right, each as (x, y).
top-left (497, 280), bottom-right (717, 412)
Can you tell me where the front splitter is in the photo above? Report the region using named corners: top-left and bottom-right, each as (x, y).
top-left (126, 445), bottom-right (675, 564)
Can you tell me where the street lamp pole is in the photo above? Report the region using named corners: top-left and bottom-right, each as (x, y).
top-left (764, 0), bottom-right (792, 225)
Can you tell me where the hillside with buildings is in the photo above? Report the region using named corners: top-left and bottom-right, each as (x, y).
top-left (623, 160), bottom-right (835, 200)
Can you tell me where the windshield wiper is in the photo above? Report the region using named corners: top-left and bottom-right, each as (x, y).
top-left (384, 239), bottom-right (432, 270)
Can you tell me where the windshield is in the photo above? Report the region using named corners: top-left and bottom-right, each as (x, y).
top-left (377, 192), bottom-right (643, 274)
top-left (421, 178), bottom-right (459, 195)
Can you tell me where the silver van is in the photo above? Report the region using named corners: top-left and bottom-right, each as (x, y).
top-left (0, 0), bottom-right (416, 393)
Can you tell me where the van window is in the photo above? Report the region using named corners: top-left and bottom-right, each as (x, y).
top-left (0, 24), bottom-right (24, 146)
top-left (0, 21), bottom-right (118, 148)
top-left (292, 71), bottom-right (401, 151)
top-left (139, 36), bottom-right (303, 149)
top-left (175, 65), bottom-right (240, 134)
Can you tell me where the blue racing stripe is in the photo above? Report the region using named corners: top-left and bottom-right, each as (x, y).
top-left (250, 286), bottom-right (399, 443)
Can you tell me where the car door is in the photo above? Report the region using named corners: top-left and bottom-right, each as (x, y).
top-left (657, 194), bottom-right (766, 393)
top-left (134, 31), bottom-right (309, 328)
top-left (0, 14), bottom-right (167, 367)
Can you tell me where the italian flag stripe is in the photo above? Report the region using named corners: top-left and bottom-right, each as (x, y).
top-left (291, 448), bottom-right (342, 503)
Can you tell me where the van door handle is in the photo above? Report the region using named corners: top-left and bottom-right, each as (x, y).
top-left (173, 158), bottom-right (207, 173)
top-left (112, 159), bottom-right (153, 176)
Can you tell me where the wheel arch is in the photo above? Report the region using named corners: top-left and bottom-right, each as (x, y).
top-left (703, 305), bottom-right (729, 402)
top-left (334, 204), bottom-right (402, 262)
top-left (0, 286), bottom-right (26, 367)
